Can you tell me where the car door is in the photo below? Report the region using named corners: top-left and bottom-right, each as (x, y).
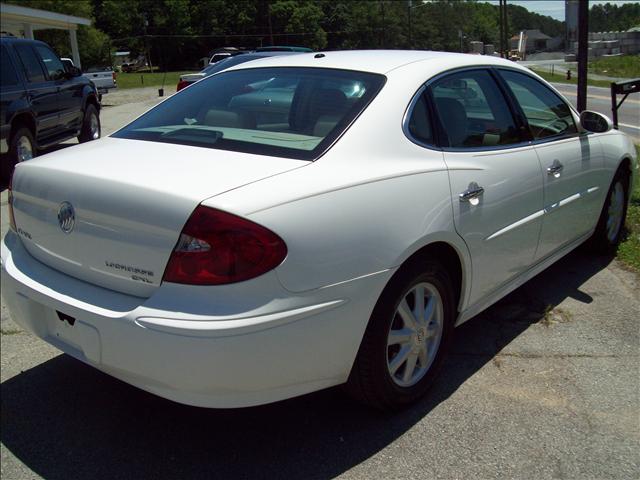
top-left (34, 44), bottom-right (83, 132)
top-left (13, 43), bottom-right (60, 140)
top-left (426, 68), bottom-right (544, 307)
top-left (497, 69), bottom-right (605, 260)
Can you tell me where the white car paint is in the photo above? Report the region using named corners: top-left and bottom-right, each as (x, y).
top-left (1, 50), bottom-right (637, 408)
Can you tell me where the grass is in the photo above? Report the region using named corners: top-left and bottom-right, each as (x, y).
top-left (529, 68), bottom-right (612, 88)
top-left (589, 55), bottom-right (640, 78)
top-left (617, 144), bottom-right (640, 271)
top-left (115, 71), bottom-right (197, 90)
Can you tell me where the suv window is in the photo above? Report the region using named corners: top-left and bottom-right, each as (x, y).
top-left (430, 69), bottom-right (520, 148)
top-left (499, 69), bottom-right (577, 140)
top-left (35, 45), bottom-right (65, 81)
top-left (14, 44), bottom-right (46, 83)
top-left (1, 46), bottom-right (19, 87)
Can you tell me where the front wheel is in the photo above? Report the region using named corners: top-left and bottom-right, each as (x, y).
top-left (589, 168), bottom-right (629, 253)
top-left (346, 259), bottom-right (455, 410)
top-left (10, 127), bottom-right (36, 164)
top-left (78, 104), bottom-right (101, 143)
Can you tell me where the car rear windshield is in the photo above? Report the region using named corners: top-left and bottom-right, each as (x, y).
top-left (112, 67), bottom-right (385, 160)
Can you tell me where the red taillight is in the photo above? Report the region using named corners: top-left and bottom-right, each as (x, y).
top-left (163, 206), bottom-right (287, 285)
top-left (112, 71), bottom-right (117, 85)
top-left (8, 171), bottom-right (16, 232)
top-left (176, 80), bottom-right (189, 91)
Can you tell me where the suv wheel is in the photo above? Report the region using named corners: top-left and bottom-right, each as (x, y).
top-left (78, 104), bottom-right (101, 143)
top-left (10, 127), bottom-right (36, 163)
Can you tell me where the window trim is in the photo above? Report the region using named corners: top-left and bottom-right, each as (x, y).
top-left (403, 65), bottom-right (533, 153)
top-left (402, 64), bottom-right (587, 154)
top-left (493, 66), bottom-right (583, 145)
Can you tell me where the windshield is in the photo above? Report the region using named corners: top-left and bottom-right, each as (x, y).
top-left (113, 67), bottom-right (385, 160)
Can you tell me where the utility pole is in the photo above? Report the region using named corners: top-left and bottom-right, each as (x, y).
top-left (267, 1), bottom-right (274, 46)
top-left (499, 0), bottom-right (504, 57)
top-left (577, 0), bottom-right (588, 112)
top-left (503, 0), bottom-right (509, 58)
top-left (408, 0), bottom-right (412, 49)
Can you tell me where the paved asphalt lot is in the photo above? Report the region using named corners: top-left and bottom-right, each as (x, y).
top-left (1, 87), bottom-right (639, 480)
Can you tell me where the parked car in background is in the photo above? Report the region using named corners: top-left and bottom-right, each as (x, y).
top-left (1, 37), bottom-right (101, 182)
top-left (61, 58), bottom-right (117, 95)
top-left (255, 46), bottom-right (313, 52)
top-left (2, 51), bottom-right (636, 410)
top-left (177, 51), bottom-right (297, 91)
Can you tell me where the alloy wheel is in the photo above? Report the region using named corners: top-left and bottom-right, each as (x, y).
top-left (606, 181), bottom-right (625, 243)
top-left (387, 282), bottom-right (444, 387)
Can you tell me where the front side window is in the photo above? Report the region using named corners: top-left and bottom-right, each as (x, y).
top-left (35, 45), bottom-right (65, 80)
top-left (113, 67), bottom-right (385, 160)
top-left (430, 69), bottom-right (520, 148)
top-left (14, 44), bottom-right (46, 83)
top-left (499, 69), bottom-right (577, 140)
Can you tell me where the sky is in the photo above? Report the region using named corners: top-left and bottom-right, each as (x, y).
top-left (485, 1), bottom-right (639, 21)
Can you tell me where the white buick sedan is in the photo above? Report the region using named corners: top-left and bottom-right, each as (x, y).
top-left (2, 51), bottom-right (637, 410)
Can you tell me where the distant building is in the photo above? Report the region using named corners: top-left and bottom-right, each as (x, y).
top-left (509, 29), bottom-right (553, 52)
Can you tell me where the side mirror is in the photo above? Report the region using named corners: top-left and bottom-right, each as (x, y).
top-left (580, 110), bottom-right (612, 133)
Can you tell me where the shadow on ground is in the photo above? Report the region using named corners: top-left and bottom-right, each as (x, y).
top-left (0, 249), bottom-right (614, 480)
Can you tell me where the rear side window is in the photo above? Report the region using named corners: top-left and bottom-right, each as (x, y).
top-left (1, 46), bottom-right (19, 87)
top-left (14, 44), bottom-right (46, 83)
top-left (430, 69), bottom-right (520, 148)
top-left (113, 67), bottom-right (386, 160)
top-left (35, 45), bottom-right (65, 81)
top-left (499, 70), bottom-right (577, 140)
top-left (407, 92), bottom-right (434, 145)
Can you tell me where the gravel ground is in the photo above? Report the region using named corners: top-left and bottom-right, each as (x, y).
top-left (100, 86), bottom-right (170, 107)
top-left (1, 93), bottom-right (639, 480)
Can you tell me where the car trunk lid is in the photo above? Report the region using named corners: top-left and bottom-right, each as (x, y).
top-left (10, 137), bottom-right (305, 297)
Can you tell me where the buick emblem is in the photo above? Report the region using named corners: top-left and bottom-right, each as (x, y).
top-left (57, 201), bottom-right (75, 234)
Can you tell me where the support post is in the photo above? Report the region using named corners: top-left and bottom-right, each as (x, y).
top-left (577, 0), bottom-right (588, 112)
top-left (610, 83), bottom-right (619, 129)
top-left (69, 29), bottom-right (81, 70)
top-left (23, 23), bottom-right (34, 39)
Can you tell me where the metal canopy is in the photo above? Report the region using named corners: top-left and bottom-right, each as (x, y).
top-left (0, 2), bottom-right (91, 68)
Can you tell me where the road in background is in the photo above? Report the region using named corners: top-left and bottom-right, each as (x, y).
top-left (552, 82), bottom-right (640, 142)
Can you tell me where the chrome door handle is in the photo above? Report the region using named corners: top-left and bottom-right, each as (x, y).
top-left (459, 182), bottom-right (485, 203)
top-left (547, 160), bottom-right (564, 177)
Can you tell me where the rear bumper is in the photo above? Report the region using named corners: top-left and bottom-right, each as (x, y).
top-left (1, 232), bottom-right (392, 408)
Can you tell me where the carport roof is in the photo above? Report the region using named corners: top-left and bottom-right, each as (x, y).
top-left (0, 3), bottom-right (91, 31)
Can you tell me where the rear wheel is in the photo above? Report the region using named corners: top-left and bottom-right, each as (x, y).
top-left (346, 259), bottom-right (455, 410)
top-left (589, 168), bottom-right (629, 253)
top-left (78, 104), bottom-right (101, 143)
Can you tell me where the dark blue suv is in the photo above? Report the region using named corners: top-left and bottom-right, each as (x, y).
top-left (1, 36), bottom-right (101, 182)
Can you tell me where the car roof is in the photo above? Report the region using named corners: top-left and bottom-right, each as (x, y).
top-left (223, 49), bottom-right (528, 76)
top-left (0, 36), bottom-right (49, 47)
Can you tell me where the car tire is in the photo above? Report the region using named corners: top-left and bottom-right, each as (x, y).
top-left (346, 258), bottom-right (455, 410)
top-left (589, 167), bottom-right (629, 253)
top-left (78, 104), bottom-right (101, 143)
